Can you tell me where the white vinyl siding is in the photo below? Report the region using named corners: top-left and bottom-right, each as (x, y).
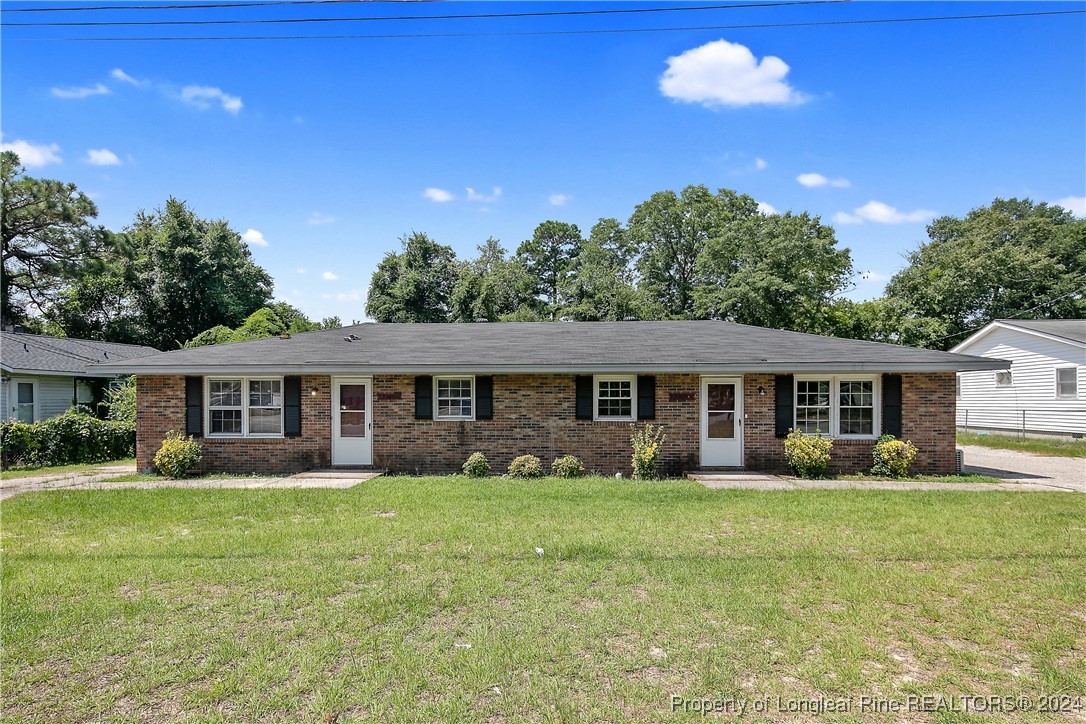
top-left (37, 376), bottom-right (77, 419)
top-left (956, 326), bottom-right (1086, 435)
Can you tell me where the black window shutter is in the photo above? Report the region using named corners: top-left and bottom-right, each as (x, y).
top-left (637, 375), bottom-right (656, 420)
top-left (284, 376), bottom-right (302, 437)
top-left (415, 375), bottom-right (433, 419)
top-left (774, 374), bottom-right (794, 438)
top-left (185, 376), bottom-right (203, 437)
top-left (882, 373), bottom-right (903, 437)
top-left (476, 376), bottom-right (493, 419)
top-left (575, 375), bottom-right (593, 420)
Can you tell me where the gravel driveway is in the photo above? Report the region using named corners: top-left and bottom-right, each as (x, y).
top-left (961, 445), bottom-right (1085, 492)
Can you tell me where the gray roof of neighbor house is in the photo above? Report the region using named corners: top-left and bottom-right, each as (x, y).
top-left (1, 331), bottom-right (160, 376)
top-left (996, 319), bottom-right (1086, 345)
top-left (93, 320), bottom-right (1008, 374)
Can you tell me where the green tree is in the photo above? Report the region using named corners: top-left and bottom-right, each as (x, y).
top-left (628, 186), bottom-right (749, 317)
top-left (819, 298), bottom-right (949, 347)
top-left (1, 152), bottom-right (115, 325)
top-left (558, 238), bottom-right (646, 321)
top-left (228, 307), bottom-right (286, 341)
top-left (126, 198), bottom-right (273, 349)
top-left (515, 221), bottom-right (584, 318)
top-left (365, 232), bottom-right (459, 323)
top-left (185, 325), bottom-right (235, 348)
top-left (450, 238), bottom-right (538, 322)
top-left (695, 209), bottom-right (853, 331)
top-left (885, 198), bottom-right (1086, 349)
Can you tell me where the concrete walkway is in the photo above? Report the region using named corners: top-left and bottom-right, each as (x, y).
top-left (688, 468), bottom-right (1081, 493)
top-left (0, 466), bottom-right (381, 500)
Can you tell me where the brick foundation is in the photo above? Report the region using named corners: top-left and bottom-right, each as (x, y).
top-left (135, 371), bottom-right (957, 476)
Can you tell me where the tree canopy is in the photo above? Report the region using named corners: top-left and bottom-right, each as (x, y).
top-left (365, 232), bottom-right (459, 323)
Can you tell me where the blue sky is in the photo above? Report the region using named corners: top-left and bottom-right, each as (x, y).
top-left (3, 0), bottom-right (1084, 323)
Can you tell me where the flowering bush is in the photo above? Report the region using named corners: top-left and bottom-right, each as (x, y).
top-left (871, 434), bottom-right (918, 478)
top-left (507, 454), bottom-right (544, 478)
top-left (462, 451), bottom-right (490, 477)
top-left (551, 455), bottom-right (585, 478)
top-left (153, 431), bottom-right (203, 478)
top-left (783, 428), bottom-right (833, 478)
top-left (630, 423), bottom-right (666, 480)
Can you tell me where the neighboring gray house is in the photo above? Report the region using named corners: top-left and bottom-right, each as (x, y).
top-left (1, 331), bottom-right (159, 423)
top-left (953, 319), bottom-right (1086, 438)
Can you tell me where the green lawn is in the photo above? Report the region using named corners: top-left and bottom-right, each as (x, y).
top-left (958, 432), bottom-right (1086, 458)
top-left (3, 477), bottom-right (1083, 721)
top-left (839, 472), bottom-right (1004, 484)
top-left (0, 458), bottom-right (135, 479)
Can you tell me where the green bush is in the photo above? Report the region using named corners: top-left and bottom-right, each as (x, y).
top-left (871, 434), bottom-right (918, 478)
top-left (507, 454), bottom-right (544, 479)
top-left (551, 455), bottom-right (585, 478)
top-left (462, 451), bottom-right (490, 477)
top-left (630, 422), bottom-right (666, 480)
top-left (1, 412), bottom-right (135, 469)
top-left (783, 428), bottom-right (833, 478)
top-left (106, 376), bottom-right (137, 425)
top-left (153, 431), bottom-right (203, 478)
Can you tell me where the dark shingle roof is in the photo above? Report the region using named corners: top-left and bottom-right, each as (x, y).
top-left (94, 321), bottom-right (1006, 374)
top-left (1, 332), bottom-right (159, 375)
top-left (997, 319), bottom-right (1086, 345)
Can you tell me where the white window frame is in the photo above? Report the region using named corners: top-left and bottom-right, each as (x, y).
top-left (205, 376), bottom-right (284, 438)
top-left (593, 374), bottom-right (637, 422)
top-left (995, 371), bottom-right (1013, 388)
top-left (794, 375), bottom-right (881, 440)
top-left (1056, 367), bottom-right (1078, 399)
top-left (433, 375), bottom-right (475, 421)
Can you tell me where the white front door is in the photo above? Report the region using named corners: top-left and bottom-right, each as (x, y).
top-left (332, 377), bottom-right (372, 466)
top-left (700, 377), bottom-right (743, 467)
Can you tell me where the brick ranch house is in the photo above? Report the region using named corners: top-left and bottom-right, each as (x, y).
top-left (95, 321), bottom-right (1008, 476)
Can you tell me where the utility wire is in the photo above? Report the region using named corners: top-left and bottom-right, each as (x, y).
top-left (927, 285), bottom-right (1086, 347)
top-left (13, 8), bottom-right (1083, 40)
top-left (5, 0), bottom-right (847, 26)
top-left (2, 0), bottom-right (431, 12)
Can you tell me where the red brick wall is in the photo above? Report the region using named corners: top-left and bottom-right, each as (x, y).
top-left (372, 374), bottom-right (700, 476)
top-left (135, 375), bottom-right (332, 474)
top-left (136, 371), bottom-right (956, 476)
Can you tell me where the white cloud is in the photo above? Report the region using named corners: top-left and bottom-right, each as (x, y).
top-left (51, 83), bottom-right (110, 99)
top-left (659, 39), bottom-right (808, 108)
top-left (85, 148), bottom-right (121, 166)
top-left (296, 268), bottom-right (307, 274)
top-left (797, 172), bottom-right (850, 188)
top-left (1055, 195), bottom-right (1086, 216)
top-left (336, 289), bottom-right (364, 302)
top-left (180, 85), bottom-right (243, 114)
top-left (322, 271), bottom-right (340, 281)
top-left (307, 211), bottom-right (335, 225)
top-left (111, 68), bottom-right (143, 86)
top-left (1, 138), bottom-right (62, 167)
top-left (754, 157), bottom-right (768, 171)
top-left (756, 201), bottom-right (778, 215)
top-left (423, 187), bottom-right (454, 203)
top-left (240, 229), bottom-right (269, 247)
top-left (466, 186), bottom-right (502, 202)
top-left (549, 193), bottom-right (572, 206)
top-left (860, 271), bottom-right (889, 282)
top-left (834, 201), bottom-right (935, 225)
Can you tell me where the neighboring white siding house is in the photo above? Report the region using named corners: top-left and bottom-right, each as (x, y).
top-left (1, 331), bottom-right (158, 423)
top-left (953, 320), bottom-right (1086, 437)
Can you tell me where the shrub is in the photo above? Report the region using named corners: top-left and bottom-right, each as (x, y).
top-left (871, 434), bottom-right (919, 478)
top-left (462, 451), bottom-right (490, 477)
top-left (1, 412), bottom-right (134, 469)
top-left (507, 454), bottom-right (544, 478)
top-left (551, 455), bottom-right (585, 478)
top-left (153, 431), bottom-right (203, 478)
top-left (106, 376), bottom-right (137, 426)
top-left (630, 423), bottom-right (666, 480)
top-left (783, 428), bottom-right (833, 478)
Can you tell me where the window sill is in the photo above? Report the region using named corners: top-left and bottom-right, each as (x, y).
top-left (594, 416), bottom-right (635, 423)
top-left (434, 417), bottom-right (475, 422)
top-left (206, 434), bottom-right (285, 439)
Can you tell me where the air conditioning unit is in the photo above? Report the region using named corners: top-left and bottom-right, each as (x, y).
top-left (955, 448), bottom-right (964, 473)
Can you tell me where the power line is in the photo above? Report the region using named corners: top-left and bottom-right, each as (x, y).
top-left (12, 8), bottom-right (1083, 40)
top-left (2, 0), bottom-right (430, 12)
top-left (5, 1), bottom-right (847, 26)
top-left (929, 285), bottom-right (1086, 347)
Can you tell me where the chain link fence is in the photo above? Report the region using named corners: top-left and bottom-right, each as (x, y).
top-left (956, 407), bottom-right (1086, 438)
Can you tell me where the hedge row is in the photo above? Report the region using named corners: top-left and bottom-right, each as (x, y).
top-left (1, 412), bottom-right (135, 469)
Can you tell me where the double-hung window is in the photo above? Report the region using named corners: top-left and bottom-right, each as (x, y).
top-left (795, 376), bottom-right (879, 439)
top-left (1056, 368), bottom-right (1078, 398)
top-left (435, 376), bottom-right (474, 420)
top-left (207, 377), bottom-right (283, 436)
top-left (595, 375), bottom-right (635, 421)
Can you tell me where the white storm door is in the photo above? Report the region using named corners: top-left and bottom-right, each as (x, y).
top-left (700, 377), bottom-right (743, 467)
top-left (332, 377), bottom-right (372, 466)
top-left (12, 379), bottom-right (37, 423)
